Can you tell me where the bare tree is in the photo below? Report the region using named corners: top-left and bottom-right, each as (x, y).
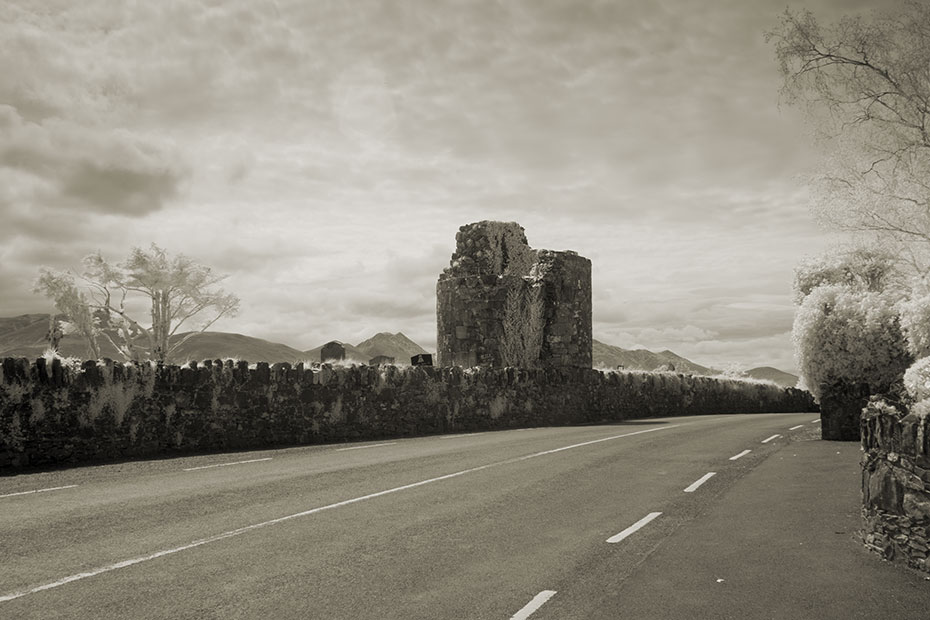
top-left (35, 244), bottom-right (240, 363)
top-left (767, 3), bottom-right (930, 272)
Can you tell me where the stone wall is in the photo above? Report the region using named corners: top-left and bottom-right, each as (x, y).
top-left (861, 399), bottom-right (930, 573)
top-left (436, 221), bottom-right (592, 369)
top-left (0, 356), bottom-right (814, 471)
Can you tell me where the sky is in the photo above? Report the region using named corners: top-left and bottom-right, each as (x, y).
top-left (0, 0), bottom-right (881, 373)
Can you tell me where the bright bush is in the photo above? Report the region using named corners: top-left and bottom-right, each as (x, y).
top-left (903, 357), bottom-right (930, 402)
top-left (793, 285), bottom-right (912, 401)
top-left (898, 293), bottom-right (930, 358)
top-left (792, 247), bottom-right (898, 303)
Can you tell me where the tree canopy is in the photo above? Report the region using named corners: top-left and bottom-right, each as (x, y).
top-left (792, 284), bottom-right (911, 401)
top-left (768, 2), bottom-right (930, 273)
top-left (35, 244), bottom-right (239, 363)
top-left (792, 246), bottom-right (902, 303)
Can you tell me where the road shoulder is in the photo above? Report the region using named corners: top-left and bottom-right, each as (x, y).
top-left (574, 435), bottom-right (929, 619)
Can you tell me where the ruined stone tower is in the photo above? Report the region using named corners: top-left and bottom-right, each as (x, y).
top-left (436, 221), bottom-right (592, 368)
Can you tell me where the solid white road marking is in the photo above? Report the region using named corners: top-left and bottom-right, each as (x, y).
top-left (0, 485), bottom-right (78, 499)
top-left (0, 424), bottom-right (681, 603)
top-left (761, 434), bottom-right (781, 444)
top-left (510, 590), bottom-right (557, 620)
top-left (439, 432), bottom-right (485, 440)
top-left (683, 472), bottom-right (716, 493)
top-left (729, 449), bottom-right (751, 461)
top-left (789, 424), bottom-right (804, 430)
top-left (513, 425), bottom-right (681, 461)
top-left (336, 443), bottom-right (397, 452)
top-left (182, 458), bottom-right (272, 472)
top-left (607, 512), bottom-right (663, 543)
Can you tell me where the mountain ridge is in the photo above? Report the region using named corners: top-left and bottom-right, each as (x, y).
top-left (0, 314), bottom-right (797, 386)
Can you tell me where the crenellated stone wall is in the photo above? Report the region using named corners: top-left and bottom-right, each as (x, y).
top-left (861, 399), bottom-right (930, 573)
top-left (0, 356), bottom-right (814, 471)
top-left (436, 221), bottom-right (592, 369)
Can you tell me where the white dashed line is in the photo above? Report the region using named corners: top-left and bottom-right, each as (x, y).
top-left (0, 485), bottom-right (78, 499)
top-left (182, 458), bottom-right (272, 472)
top-left (336, 443), bottom-right (396, 452)
top-left (789, 425), bottom-right (804, 430)
top-left (811, 419), bottom-right (821, 424)
top-left (0, 424), bottom-right (680, 604)
top-left (607, 512), bottom-right (663, 543)
top-left (729, 449), bottom-right (752, 461)
top-left (761, 434), bottom-right (781, 444)
top-left (683, 472), bottom-right (716, 493)
top-left (510, 590), bottom-right (557, 620)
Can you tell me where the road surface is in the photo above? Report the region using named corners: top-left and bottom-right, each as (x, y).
top-left (1, 413), bottom-right (926, 618)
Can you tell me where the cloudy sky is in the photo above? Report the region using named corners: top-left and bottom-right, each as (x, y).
top-left (1, 0), bottom-right (878, 373)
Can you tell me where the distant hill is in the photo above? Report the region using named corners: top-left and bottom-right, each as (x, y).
top-left (0, 315), bottom-right (798, 383)
top-left (302, 332), bottom-right (428, 364)
top-left (168, 332), bottom-right (307, 364)
top-left (746, 366), bottom-right (799, 389)
top-left (0, 315), bottom-right (308, 363)
top-left (0, 314), bottom-right (55, 354)
top-left (302, 341), bottom-right (370, 363)
top-left (0, 313), bottom-right (115, 360)
top-left (356, 332), bottom-right (428, 362)
top-left (592, 339), bottom-right (715, 375)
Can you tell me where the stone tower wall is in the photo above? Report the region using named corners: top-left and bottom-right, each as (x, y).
top-left (436, 221), bottom-right (592, 369)
top-left (536, 250), bottom-right (593, 369)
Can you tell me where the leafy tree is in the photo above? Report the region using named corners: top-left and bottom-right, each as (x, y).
top-left (719, 362), bottom-right (748, 379)
top-left (791, 246), bottom-right (912, 440)
top-left (767, 3), bottom-right (930, 273)
top-left (792, 246), bottom-right (902, 303)
top-left (793, 284), bottom-right (911, 402)
top-left (33, 271), bottom-right (101, 360)
top-left (35, 244), bottom-right (239, 363)
top-left (897, 292), bottom-right (930, 358)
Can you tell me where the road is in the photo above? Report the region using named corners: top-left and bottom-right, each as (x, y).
top-left (0, 413), bottom-right (925, 619)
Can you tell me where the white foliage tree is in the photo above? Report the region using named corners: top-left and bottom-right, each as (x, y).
top-left (35, 244), bottom-right (239, 363)
top-left (793, 284), bottom-right (911, 401)
top-left (768, 3), bottom-right (930, 275)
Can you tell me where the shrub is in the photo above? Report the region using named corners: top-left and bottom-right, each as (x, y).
top-left (793, 285), bottom-right (911, 401)
top-left (903, 357), bottom-right (930, 402)
top-left (898, 293), bottom-right (930, 358)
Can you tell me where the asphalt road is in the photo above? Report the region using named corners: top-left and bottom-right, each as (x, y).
top-left (0, 413), bottom-right (923, 619)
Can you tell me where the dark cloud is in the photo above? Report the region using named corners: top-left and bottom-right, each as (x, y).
top-left (0, 105), bottom-right (188, 217)
top-left (60, 163), bottom-right (182, 216)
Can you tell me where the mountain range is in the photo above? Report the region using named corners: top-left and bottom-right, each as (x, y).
top-left (303, 332), bottom-right (429, 364)
top-left (592, 339), bottom-right (715, 375)
top-left (0, 314), bottom-right (798, 387)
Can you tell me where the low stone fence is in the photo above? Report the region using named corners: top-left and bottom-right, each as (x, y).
top-left (1, 357), bottom-right (815, 471)
top-left (861, 399), bottom-right (930, 573)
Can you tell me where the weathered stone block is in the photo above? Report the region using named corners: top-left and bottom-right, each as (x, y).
top-left (904, 492), bottom-right (930, 521)
top-left (868, 461), bottom-right (905, 512)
